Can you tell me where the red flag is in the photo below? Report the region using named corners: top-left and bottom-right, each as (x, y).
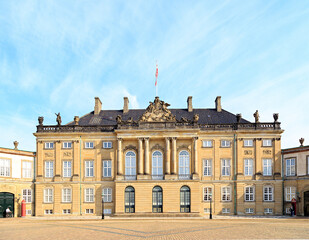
top-left (155, 64), bottom-right (158, 86)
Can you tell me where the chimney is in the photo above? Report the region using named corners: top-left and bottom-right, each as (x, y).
top-left (94, 97), bottom-right (102, 115)
top-left (123, 97), bottom-right (129, 114)
top-left (215, 96), bottom-right (222, 112)
top-left (187, 96), bottom-right (193, 112)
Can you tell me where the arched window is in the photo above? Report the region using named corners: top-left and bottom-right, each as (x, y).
top-left (179, 151), bottom-right (190, 179)
top-left (125, 151), bottom-right (136, 180)
top-left (180, 186), bottom-right (190, 212)
top-left (152, 151), bottom-right (163, 180)
top-left (125, 186), bottom-right (135, 213)
top-left (152, 186), bottom-right (163, 213)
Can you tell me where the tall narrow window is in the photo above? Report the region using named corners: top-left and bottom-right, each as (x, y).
top-left (180, 186), bottom-right (190, 212)
top-left (0, 159), bottom-right (10, 177)
top-left (85, 160), bottom-right (94, 177)
top-left (221, 187), bottom-right (231, 201)
top-left (221, 159), bottom-right (230, 176)
top-left (125, 151), bottom-right (136, 180)
top-left (285, 187), bottom-right (296, 201)
top-left (23, 189), bottom-right (32, 203)
top-left (102, 188), bottom-right (112, 202)
top-left (45, 161), bottom-right (54, 178)
top-left (263, 186), bottom-right (273, 201)
top-left (125, 186), bottom-right (135, 213)
top-left (245, 186), bottom-right (255, 201)
top-left (263, 159), bottom-right (272, 176)
top-left (244, 159), bottom-right (253, 176)
top-left (286, 158), bottom-right (296, 176)
top-left (44, 188), bottom-right (53, 203)
top-left (22, 161), bottom-right (32, 178)
top-left (103, 160), bottom-right (112, 177)
top-left (203, 159), bottom-right (212, 176)
top-left (152, 186), bottom-right (163, 213)
top-left (85, 188), bottom-right (94, 202)
top-left (179, 151), bottom-right (190, 179)
top-left (203, 187), bottom-right (212, 201)
top-left (152, 151), bottom-right (163, 179)
top-left (62, 188), bottom-right (72, 202)
top-left (63, 161), bottom-right (72, 177)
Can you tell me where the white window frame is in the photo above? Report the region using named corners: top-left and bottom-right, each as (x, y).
top-left (63, 161), bottom-right (72, 178)
top-left (263, 185), bottom-right (273, 201)
top-left (152, 151), bottom-right (163, 177)
top-left (203, 187), bottom-right (212, 201)
top-left (22, 161), bottom-right (32, 178)
top-left (44, 188), bottom-right (53, 203)
top-left (221, 140), bottom-right (231, 148)
top-left (221, 159), bottom-right (231, 176)
top-left (85, 142), bottom-right (94, 149)
top-left (63, 209), bottom-right (71, 214)
top-left (45, 161), bottom-right (54, 178)
top-left (45, 142), bottom-right (54, 149)
top-left (102, 188), bottom-right (112, 202)
top-left (244, 186), bottom-right (255, 201)
top-left (62, 188), bottom-right (72, 203)
top-left (204, 208), bottom-right (210, 213)
top-left (22, 189), bottom-right (32, 203)
top-left (222, 208), bottom-right (230, 213)
top-left (244, 139), bottom-right (253, 147)
top-left (262, 139), bottom-right (272, 147)
top-left (286, 158), bottom-right (296, 176)
top-left (26, 209), bottom-right (32, 215)
top-left (285, 187), bottom-right (296, 202)
top-left (244, 159), bottom-right (253, 176)
top-left (286, 208), bottom-right (291, 214)
top-left (63, 142), bottom-right (72, 149)
top-left (103, 141), bottom-right (112, 149)
top-left (85, 209), bottom-right (94, 214)
top-left (44, 209), bottom-right (53, 215)
top-left (264, 208), bottom-right (273, 214)
top-left (263, 159), bottom-right (272, 176)
top-left (203, 159), bottom-right (212, 176)
top-left (104, 209), bottom-right (112, 214)
top-left (0, 158), bottom-right (10, 177)
top-left (221, 186), bottom-right (231, 201)
top-left (202, 140), bottom-right (213, 148)
top-left (103, 160), bottom-right (112, 177)
top-left (85, 188), bottom-right (94, 202)
top-left (245, 208), bottom-right (254, 214)
top-left (179, 150), bottom-right (190, 176)
top-left (125, 151), bottom-right (136, 177)
top-left (85, 160), bottom-right (94, 177)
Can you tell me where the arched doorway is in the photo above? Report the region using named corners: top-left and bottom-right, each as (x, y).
top-left (0, 192), bottom-right (14, 218)
top-left (125, 186), bottom-right (135, 213)
top-left (304, 191), bottom-right (309, 216)
top-left (180, 186), bottom-right (190, 213)
top-left (152, 186), bottom-right (163, 213)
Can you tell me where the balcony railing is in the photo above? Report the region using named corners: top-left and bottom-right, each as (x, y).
top-left (152, 175), bottom-right (164, 180)
top-left (125, 175), bottom-right (137, 180)
top-left (178, 174), bottom-right (192, 180)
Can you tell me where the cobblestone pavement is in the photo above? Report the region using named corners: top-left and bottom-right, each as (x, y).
top-left (0, 218), bottom-right (309, 239)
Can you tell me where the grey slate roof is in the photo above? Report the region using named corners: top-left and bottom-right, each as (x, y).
top-left (67, 108), bottom-right (251, 126)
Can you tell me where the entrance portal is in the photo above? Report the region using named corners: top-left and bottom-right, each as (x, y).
top-left (0, 192), bottom-right (14, 218)
top-left (304, 191), bottom-right (309, 216)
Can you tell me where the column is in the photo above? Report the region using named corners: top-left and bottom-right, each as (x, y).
top-left (144, 138), bottom-right (150, 175)
top-left (117, 138), bottom-right (123, 175)
top-left (172, 137), bottom-right (177, 174)
top-left (193, 137), bottom-right (198, 174)
top-left (55, 141), bottom-right (61, 178)
top-left (72, 140), bottom-right (80, 180)
top-left (37, 141), bottom-right (43, 177)
top-left (165, 138), bottom-right (171, 174)
top-left (138, 138), bottom-right (144, 175)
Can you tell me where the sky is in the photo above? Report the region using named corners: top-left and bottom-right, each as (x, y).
top-left (0, 0), bottom-right (309, 151)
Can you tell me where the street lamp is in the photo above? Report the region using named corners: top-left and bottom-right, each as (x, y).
top-left (209, 193), bottom-right (212, 219)
top-left (101, 193), bottom-right (104, 220)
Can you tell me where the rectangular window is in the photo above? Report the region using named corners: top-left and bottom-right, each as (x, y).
top-left (244, 139), bottom-right (253, 147)
top-left (286, 158), bottom-right (296, 176)
top-left (221, 140), bottom-right (231, 147)
top-left (204, 208), bottom-right (210, 213)
top-left (103, 160), bottom-right (112, 177)
top-left (221, 159), bottom-right (231, 176)
top-left (22, 161), bottom-right (32, 178)
top-left (263, 186), bottom-right (273, 201)
top-left (44, 189), bottom-right (53, 203)
top-left (44, 209), bottom-right (53, 215)
top-left (263, 159), bottom-right (272, 176)
top-left (45, 161), bottom-right (54, 178)
top-left (103, 142), bottom-right (112, 149)
top-left (285, 187), bottom-right (296, 201)
top-left (203, 187), bottom-right (212, 201)
top-left (222, 208), bottom-right (230, 213)
top-left (245, 208), bottom-right (254, 214)
top-left (63, 209), bottom-right (71, 214)
top-left (245, 186), bottom-right (255, 201)
top-left (264, 208), bottom-right (273, 214)
top-left (26, 210), bottom-right (32, 215)
top-left (202, 140), bottom-right (213, 148)
top-left (102, 188), bottom-right (112, 202)
top-left (85, 142), bottom-right (94, 149)
top-left (63, 142), bottom-right (72, 148)
top-left (0, 159), bottom-right (10, 177)
top-left (62, 188), bottom-right (72, 203)
top-left (262, 139), bottom-right (272, 147)
top-left (85, 188), bottom-right (94, 202)
top-left (244, 159), bottom-right (253, 176)
top-left (45, 142), bottom-right (54, 149)
top-left (85, 209), bottom-right (94, 214)
top-left (63, 161), bottom-right (72, 178)
top-left (85, 160), bottom-right (94, 177)
top-left (104, 209), bottom-right (112, 214)
top-left (203, 159), bottom-right (212, 176)
top-left (221, 187), bottom-right (231, 201)
top-left (22, 189), bottom-right (32, 203)
top-left (286, 208), bottom-right (291, 214)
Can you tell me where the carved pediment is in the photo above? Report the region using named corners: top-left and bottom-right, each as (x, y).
top-left (139, 97), bottom-right (176, 122)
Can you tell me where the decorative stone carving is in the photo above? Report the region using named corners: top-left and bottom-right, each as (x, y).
top-left (236, 114), bottom-right (242, 123)
top-left (244, 150), bottom-right (253, 155)
top-left (150, 144), bottom-right (165, 152)
top-left (253, 110), bottom-right (260, 123)
top-left (139, 97), bottom-right (176, 122)
top-left (38, 116), bottom-right (44, 126)
top-left (177, 144), bottom-right (190, 152)
top-left (63, 152), bottom-right (72, 157)
top-left (45, 152), bottom-right (53, 157)
top-left (263, 150), bottom-right (272, 155)
top-left (55, 113), bottom-right (62, 126)
top-left (116, 115), bottom-right (122, 124)
top-left (300, 138), bottom-right (305, 146)
top-left (13, 141), bottom-right (19, 150)
top-left (273, 113), bottom-right (279, 122)
top-left (74, 116), bottom-right (79, 125)
top-left (123, 145), bottom-right (138, 152)
top-left (193, 114), bottom-right (199, 123)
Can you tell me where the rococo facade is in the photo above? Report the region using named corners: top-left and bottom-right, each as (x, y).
top-left (33, 96), bottom-right (284, 217)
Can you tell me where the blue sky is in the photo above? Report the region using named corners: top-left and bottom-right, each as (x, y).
top-left (0, 0), bottom-right (309, 151)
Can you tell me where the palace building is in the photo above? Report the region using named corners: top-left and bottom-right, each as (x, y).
top-left (33, 96), bottom-right (284, 217)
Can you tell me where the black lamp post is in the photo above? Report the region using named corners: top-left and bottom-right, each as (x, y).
top-left (209, 193), bottom-right (212, 219)
top-left (101, 193), bottom-right (104, 220)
